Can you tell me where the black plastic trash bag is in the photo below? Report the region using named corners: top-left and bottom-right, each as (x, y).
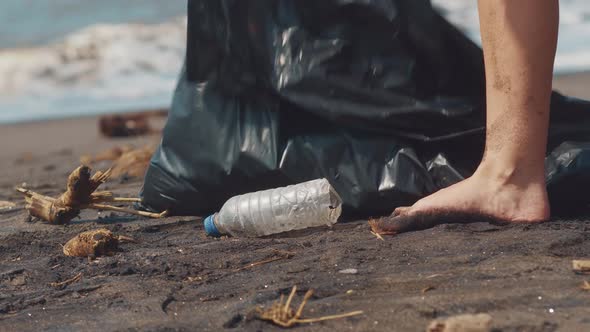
top-left (545, 141), bottom-right (590, 216)
top-left (140, 0), bottom-right (590, 216)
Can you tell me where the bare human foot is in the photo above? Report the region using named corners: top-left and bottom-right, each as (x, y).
top-left (393, 165), bottom-right (550, 223)
top-left (378, 0), bottom-right (558, 233)
top-left (369, 166), bottom-right (550, 237)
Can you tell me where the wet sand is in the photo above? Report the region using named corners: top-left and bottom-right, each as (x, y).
top-left (1, 75), bottom-right (590, 331)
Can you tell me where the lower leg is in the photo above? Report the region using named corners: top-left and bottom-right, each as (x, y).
top-left (394, 0), bottom-right (558, 223)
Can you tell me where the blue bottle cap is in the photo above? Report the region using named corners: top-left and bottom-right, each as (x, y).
top-left (204, 214), bottom-right (222, 237)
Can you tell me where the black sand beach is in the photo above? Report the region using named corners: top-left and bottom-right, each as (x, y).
top-left (1, 75), bottom-right (590, 331)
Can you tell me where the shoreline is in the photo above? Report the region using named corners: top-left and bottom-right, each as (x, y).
top-left (553, 70), bottom-right (590, 99)
top-left (0, 71), bottom-right (588, 128)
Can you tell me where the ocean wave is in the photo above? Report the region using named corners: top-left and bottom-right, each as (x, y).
top-left (2, 2), bottom-right (590, 123)
top-left (0, 16), bottom-right (186, 123)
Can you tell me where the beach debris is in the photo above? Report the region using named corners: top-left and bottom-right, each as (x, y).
top-left (0, 201), bottom-right (16, 209)
top-left (0, 268), bottom-right (24, 280)
top-left (49, 272), bottom-right (82, 288)
top-left (99, 109), bottom-right (166, 137)
top-left (421, 286), bottom-right (435, 294)
top-left (9, 274), bottom-right (27, 286)
top-left (63, 229), bottom-right (136, 257)
top-left (15, 152), bottom-right (35, 165)
top-left (199, 295), bottom-right (219, 302)
top-left (16, 165), bottom-right (167, 224)
top-left (369, 218), bottom-right (397, 236)
top-left (0, 200), bottom-right (17, 213)
top-left (110, 144), bottom-right (156, 179)
top-left (233, 250), bottom-right (294, 272)
top-left (223, 314), bottom-right (244, 329)
top-left (80, 144), bottom-right (133, 165)
top-left (427, 313), bottom-right (492, 332)
top-left (370, 229), bottom-right (385, 241)
top-left (81, 143), bottom-right (156, 179)
top-left (573, 260), bottom-right (590, 274)
top-left (581, 281), bottom-right (590, 291)
top-left (0, 201), bottom-right (16, 210)
top-left (255, 285), bottom-right (363, 328)
top-left (338, 268), bottom-right (358, 274)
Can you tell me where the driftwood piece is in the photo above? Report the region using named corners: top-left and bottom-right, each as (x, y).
top-left (99, 109), bottom-right (166, 137)
top-left (16, 165), bottom-right (110, 224)
top-left (57, 166), bottom-right (111, 206)
top-left (16, 165), bottom-right (167, 224)
top-left (17, 188), bottom-right (79, 224)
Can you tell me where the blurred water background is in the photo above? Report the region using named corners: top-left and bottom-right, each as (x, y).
top-left (0, 0), bottom-right (588, 123)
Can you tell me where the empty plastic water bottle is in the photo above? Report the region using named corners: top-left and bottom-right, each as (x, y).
top-left (203, 179), bottom-right (342, 237)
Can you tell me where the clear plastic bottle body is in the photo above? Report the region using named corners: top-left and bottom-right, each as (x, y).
top-left (213, 179), bottom-right (342, 237)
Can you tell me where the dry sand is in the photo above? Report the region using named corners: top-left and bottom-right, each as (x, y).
top-left (1, 75), bottom-right (590, 331)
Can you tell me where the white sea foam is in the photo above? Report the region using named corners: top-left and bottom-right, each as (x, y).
top-left (0, 17), bottom-right (186, 123)
top-left (1, 1), bottom-right (589, 123)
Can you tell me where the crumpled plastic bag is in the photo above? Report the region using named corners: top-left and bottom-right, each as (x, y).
top-left (140, 0), bottom-right (590, 216)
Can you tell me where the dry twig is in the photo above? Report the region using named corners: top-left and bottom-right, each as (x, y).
top-left (50, 272), bottom-right (82, 287)
top-left (573, 260), bottom-right (590, 274)
top-left (368, 218), bottom-right (397, 236)
top-left (234, 251), bottom-right (294, 272)
top-left (421, 286), bottom-right (435, 294)
top-left (581, 280), bottom-right (590, 291)
top-left (370, 230), bottom-right (385, 241)
top-left (256, 286), bottom-right (363, 327)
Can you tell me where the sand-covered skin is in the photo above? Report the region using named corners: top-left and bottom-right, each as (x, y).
top-left (2, 75), bottom-right (590, 331)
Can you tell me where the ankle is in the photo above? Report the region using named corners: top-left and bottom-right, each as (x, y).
top-left (474, 160), bottom-right (544, 187)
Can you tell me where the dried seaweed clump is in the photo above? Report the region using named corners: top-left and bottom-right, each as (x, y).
top-left (256, 286), bottom-right (363, 327)
top-left (81, 144), bottom-right (156, 179)
top-left (80, 145), bottom-right (133, 166)
top-left (17, 165), bottom-right (166, 224)
top-left (63, 228), bottom-right (135, 257)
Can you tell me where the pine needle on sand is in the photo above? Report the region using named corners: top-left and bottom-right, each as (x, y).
top-left (49, 272), bottom-right (82, 287)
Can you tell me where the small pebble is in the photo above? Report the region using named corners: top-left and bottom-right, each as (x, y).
top-left (338, 268), bottom-right (358, 274)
